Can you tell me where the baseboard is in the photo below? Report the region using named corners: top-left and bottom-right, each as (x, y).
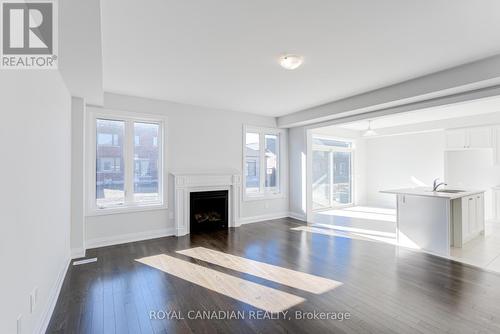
top-left (239, 212), bottom-right (290, 225)
top-left (71, 247), bottom-right (86, 259)
top-left (288, 211), bottom-right (306, 221)
top-left (35, 254), bottom-right (71, 334)
top-left (86, 228), bottom-right (175, 249)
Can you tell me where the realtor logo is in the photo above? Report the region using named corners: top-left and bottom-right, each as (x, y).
top-left (1, 0), bottom-right (58, 69)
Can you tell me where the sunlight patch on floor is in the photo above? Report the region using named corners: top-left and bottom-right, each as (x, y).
top-left (177, 247), bottom-right (342, 294)
top-left (312, 223), bottom-right (396, 238)
top-left (343, 206), bottom-right (396, 216)
top-left (136, 254), bottom-right (305, 313)
top-left (315, 207), bottom-right (396, 222)
top-left (291, 225), bottom-right (420, 250)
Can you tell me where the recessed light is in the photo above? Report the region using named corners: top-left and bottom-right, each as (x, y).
top-left (279, 54), bottom-right (304, 70)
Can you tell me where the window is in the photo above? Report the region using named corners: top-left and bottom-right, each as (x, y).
top-left (244, 126), bottom-right (283, 198)
top-left (245, 132), bottom-right (260, 194)
top-left (96, 119), bottom-right (125, 207)
top-left (312, 136), bottom-right (354, 210)
top-left (134, 122), bottom-right (160, 203)
top-left (89, 111), bottom-right (166, 213)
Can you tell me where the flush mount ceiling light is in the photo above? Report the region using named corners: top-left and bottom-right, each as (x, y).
top-left (279, 54), bottom-right (304, 70)
top-left (363, 120), bottom-right (378, 137)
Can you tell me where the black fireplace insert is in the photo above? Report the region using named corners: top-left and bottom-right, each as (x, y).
top-left (190, 190), bottom-right (228, 233)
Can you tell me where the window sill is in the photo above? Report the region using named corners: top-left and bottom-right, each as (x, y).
top-left (243, 193), bottom-right (285, 202)
top-left (86, 203), bottom-right (168, 217)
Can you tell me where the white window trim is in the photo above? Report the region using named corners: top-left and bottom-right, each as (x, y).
top-left (243, 125), bottom-right (285, 201)
top-left (311, 135), bottom-right (355, 210)
top-left (86, 109), bottom-right (168, 216)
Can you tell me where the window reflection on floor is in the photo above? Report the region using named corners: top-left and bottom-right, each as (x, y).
top-left (136, 254), bottom-right (305, 313)
top-left (176, 247), bottom-right (342, 294)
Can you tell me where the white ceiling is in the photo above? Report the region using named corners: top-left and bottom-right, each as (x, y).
top-left (334, 96), bottom-right (500, 131)
top-left (101, 0), bottom-right (500, 117)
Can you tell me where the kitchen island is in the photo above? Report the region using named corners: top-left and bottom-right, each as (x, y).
top-left (381, 187), bottom-right (485, 257)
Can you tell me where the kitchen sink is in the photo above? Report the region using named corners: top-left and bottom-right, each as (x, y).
top-left (436, 189), bottom-right (465, 193)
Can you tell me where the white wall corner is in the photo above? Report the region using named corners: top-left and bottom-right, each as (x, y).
top-left (288, 211), bottom-right (307, 221)
top-left (71, 248), bottom-right (86, 260)
top-left (35, 255), bottom-right (71, 334)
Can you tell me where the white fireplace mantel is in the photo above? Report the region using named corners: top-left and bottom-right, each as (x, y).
top-left (171, 171), bottom-right (242, 236)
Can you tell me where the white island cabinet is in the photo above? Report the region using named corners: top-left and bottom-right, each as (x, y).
top-left (381, 188), bottom-right (485, 257)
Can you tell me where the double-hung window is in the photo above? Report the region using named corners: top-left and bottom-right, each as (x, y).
top-left (88, 110), bottom-right (167, 213)
top-left (243, 126), bottom-right (283, 199)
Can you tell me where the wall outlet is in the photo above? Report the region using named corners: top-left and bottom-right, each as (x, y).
top-left (17, 314), bottom-right (22, 334)
top-left (30, 287), bottom-right (38, 313)
top-left (29, 294), bottom-right (34, 313)
top-left (33, 287), bottom-right (38, 307)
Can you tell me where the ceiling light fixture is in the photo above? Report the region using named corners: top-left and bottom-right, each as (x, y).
top-left (279, 54), bottom-right (304, 70)
top-left (363, 120), bottom-right (377, 137)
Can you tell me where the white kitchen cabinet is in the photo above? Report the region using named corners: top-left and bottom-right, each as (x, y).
top-left (493, 127), bottom-right (500, 164)
top-left (458, 193), bottom-right (485, 245)
top-left (445, 127), bottom-right (492, 150)
top-left (493, 188), bottom-right (500, 221)
top-left (446, 129), bottom-right (468, 149)
top-left (468, 127), bottom-right (493, 148)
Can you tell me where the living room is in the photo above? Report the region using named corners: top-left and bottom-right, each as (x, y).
top-left (2, 1), bottom-right (500, 333)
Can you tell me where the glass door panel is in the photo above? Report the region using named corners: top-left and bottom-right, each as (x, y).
top-left (332, 151), bottom-right (352, 205)
top-left (312, 150), bottom-right (331, 210)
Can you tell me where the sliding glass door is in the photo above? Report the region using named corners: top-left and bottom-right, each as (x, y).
top-left (332, 151), bottom-right (352, 206)
top-left (312, 150), bottom-right (331, 209)
top-left (312, 137), bottom-right (353, 210)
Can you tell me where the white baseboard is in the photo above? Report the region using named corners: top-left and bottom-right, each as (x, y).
top-left (288, 211), bottom-right (306, 221)
top-left (35, 255), bottom-right (71, 334)
top-left (86, 228), bottom-right (175, 249)
top-left (239, 212), bottom-right (290, 225)
top-left (71, 247), bottom-right (86, 259)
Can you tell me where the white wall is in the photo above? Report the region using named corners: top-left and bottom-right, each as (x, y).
top-left (84, 93), bottom-right (289, 247)
top-left (59, 0), bottom-right (103, 105)
top-left (0, 71), bottom-right (71, 334)
top-left (362, 131), bottom-right (446, 208)
top-left (288, 127), bottom-right (308, 219)
top-left (70, 97), bottom-right (86, 257)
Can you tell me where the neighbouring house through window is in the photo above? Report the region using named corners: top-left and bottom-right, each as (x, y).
top-left (89, 112), bottom-right (166, 212)
top-left (244, 126), bottom-right (283, 199)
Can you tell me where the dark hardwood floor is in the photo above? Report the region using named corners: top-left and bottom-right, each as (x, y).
top-left (47, 218), bottom-right (500, 334)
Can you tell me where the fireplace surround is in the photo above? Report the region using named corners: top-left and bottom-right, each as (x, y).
top-left (172, 172), bottom-right (241, 236)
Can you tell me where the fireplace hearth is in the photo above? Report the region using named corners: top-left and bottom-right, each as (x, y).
top-left (190, 190), bottom-right (228, 233)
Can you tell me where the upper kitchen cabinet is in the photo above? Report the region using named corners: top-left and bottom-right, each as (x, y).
top-left (446, 126), bottom-right (493, 150)
top-left (493, 126), bottom-right (500, 165)
top-left (446, 129), bottom-right (468, 149)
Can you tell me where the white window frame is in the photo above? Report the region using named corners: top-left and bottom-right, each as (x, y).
top-left (86, 109), bottom-right (168, 216)
top-left (243, 125), bottom-right (285, 201)
top-left (311, 135), bottom-right (355, 210)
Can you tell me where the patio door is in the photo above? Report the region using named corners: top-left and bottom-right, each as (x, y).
top-left (312, 137), bottom-right (353, 210)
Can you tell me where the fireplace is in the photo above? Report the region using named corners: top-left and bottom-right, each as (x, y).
top-left (190, 190), bottom-right (228, 233)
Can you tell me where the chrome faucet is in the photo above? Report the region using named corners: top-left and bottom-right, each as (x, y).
top-left (432, 178), bottom-right (447, 192)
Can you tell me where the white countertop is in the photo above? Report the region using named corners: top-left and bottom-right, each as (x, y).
top-left (380, 187), bottom-right (485, 199)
